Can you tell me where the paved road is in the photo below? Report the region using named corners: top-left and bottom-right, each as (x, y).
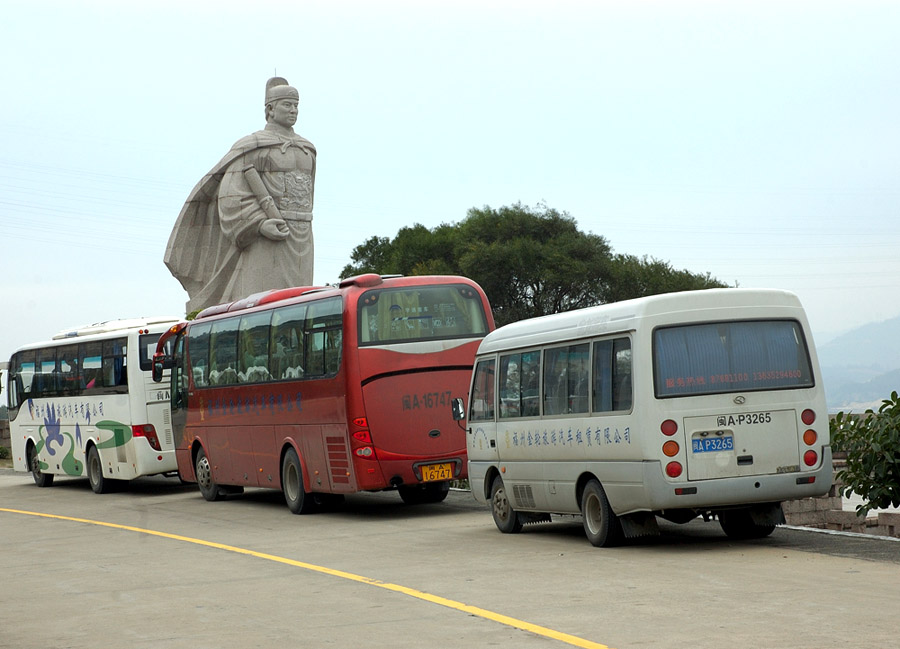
top-left (1, 470), bottom-right (898, 649)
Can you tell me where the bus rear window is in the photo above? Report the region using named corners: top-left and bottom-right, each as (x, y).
top-left (653, 320), bottom-right (814, 398)
top-left (358, 284), bottom-right (489, 345)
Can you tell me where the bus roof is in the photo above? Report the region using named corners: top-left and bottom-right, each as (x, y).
top-left (477, 288), bottom-right (805, 354)
top-left (193, 274), bottom-right (483, 319)
top-left (50, 316), bottom-right (182, 340)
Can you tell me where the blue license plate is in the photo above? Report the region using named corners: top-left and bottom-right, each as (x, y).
top-left (692, 435), bottom-right (734, 453)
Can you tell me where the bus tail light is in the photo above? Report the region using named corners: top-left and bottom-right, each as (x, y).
top-left (353, 430), bottom-right (372, 443)
top-left (132, 424), bottom-right (161, 451)
top-left (802, 429), bottom-right (818, 446)
top-left (661, 419), bottom-right (678, 436)
top-left (665, 461), bottom-right (683, 478)
top-left (803, 450), bottom-right (818, 467)
top-left (801, 409), bottom-right (816, 425)
top-left (662, 441), bottom-right (679, 457)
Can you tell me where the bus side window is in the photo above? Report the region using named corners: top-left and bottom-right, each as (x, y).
top-left (209, 318), bottom-right (239, 386)
top-left (469, 359), bottom-right (495, 421)
top-left (593, 337), bottom-right (632, 413)
top-left (102, 338), bottom-right (128, 391)
top-left (238, 311), bottom-right (273, 384)
top-left (271, 304), bottom-right (308, 380)
top-left (188, 323), bottom-right (212, 388)
top-left (499, 353), bottom-right (522, 418)
top-left (82, 342), bottom-right (102, 391)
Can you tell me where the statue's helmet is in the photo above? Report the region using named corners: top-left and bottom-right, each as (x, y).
top-left (265, 77), bottom-right (299, 105)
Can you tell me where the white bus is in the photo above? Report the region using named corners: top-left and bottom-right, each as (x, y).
top-left (456, 289), bottom-right (832, 546)
top-left (6, 317), bottom-right (181, 493)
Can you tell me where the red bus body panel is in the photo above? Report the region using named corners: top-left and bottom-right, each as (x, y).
top-left (170, 275), bottom-right (494, 499)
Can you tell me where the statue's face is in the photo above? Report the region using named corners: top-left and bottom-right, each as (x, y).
top-left (271, 99), bottom-right (298, 128)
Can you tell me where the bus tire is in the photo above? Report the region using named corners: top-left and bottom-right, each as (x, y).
top-left (718, 509), bottom-right (776, 540)
top-left (490, 475), bottom-right (522, 534)
top-left (282, 448), bottom-right (316, 515)
top-left (398, 481), bottom-right (450, 505)
top-left (581, 479), bottom-right (623, 547)
top-left (87, 446), bottom-right (112, 494)
top-left (27, 443), bottom-right (53, 488)
top-left (195, 447), bottom-right (225, 502)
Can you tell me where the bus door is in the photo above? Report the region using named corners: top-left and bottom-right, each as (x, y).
top-left (467, 358), bottom-right (499, 463)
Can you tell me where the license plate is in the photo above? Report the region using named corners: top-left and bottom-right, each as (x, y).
top-left (420, 463), bottom-right (453, 482)
top-left (692, 435), bottom-right (734, 453)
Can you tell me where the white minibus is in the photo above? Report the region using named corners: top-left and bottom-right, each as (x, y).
top-left (455, 289), bottom-right (831, 546)
top-left (7, 317), bottom-right (180, 493)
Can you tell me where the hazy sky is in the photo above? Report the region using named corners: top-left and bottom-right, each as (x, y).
top-left (2, 0), bottom-right (899, 385)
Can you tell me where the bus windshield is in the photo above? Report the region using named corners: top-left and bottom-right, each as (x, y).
top-left (358, 284), bottom-right (489, 345)
top-left (653, 319), bottom-right (814, 398)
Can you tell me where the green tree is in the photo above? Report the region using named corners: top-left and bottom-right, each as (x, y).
top-left (342, 203), bottom-right (726, 327)
top-left (831, 393), bottom-right (900, 516)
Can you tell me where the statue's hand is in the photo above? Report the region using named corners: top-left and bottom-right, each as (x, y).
top-left (259, 219), bottom-right (290, 241)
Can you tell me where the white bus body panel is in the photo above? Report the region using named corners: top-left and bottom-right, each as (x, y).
top-left (467, 288), bottom-right (831, 517)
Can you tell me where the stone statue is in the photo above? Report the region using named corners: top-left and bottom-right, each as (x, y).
top-left (165, 77), bottom-right (317, 313)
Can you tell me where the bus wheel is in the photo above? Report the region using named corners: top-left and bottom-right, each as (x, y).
top-left (581, 479), bottom-right (623, 547)
top-left (490, 475), bottom-right (522, 534)
top-left (718, 509), bottom-right (776, 540)
top-left (87, 446), bottom-right (112, 494)
top-left (282, 448), bottom-right (316, 515)
top-left (27, 444), bottom-right (53, 488)
top-left (195, 447), bottom-right (225, 502)
top-left (398, 482), bottom-right (450, 505)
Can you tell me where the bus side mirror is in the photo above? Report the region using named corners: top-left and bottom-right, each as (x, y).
top-left (451, 397), bottom-right (465, 421)
top-left (152, 353), bottom-right (172, 383)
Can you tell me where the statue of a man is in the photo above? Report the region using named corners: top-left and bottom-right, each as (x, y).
top-left (165, 77), bottom-right (317, 313)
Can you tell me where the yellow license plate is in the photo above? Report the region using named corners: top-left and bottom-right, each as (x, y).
top-left (421, 463), bottom-right (453, 482)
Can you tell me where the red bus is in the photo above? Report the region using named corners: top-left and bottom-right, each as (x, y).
top-left (153, 274), bottom-right (494, 513)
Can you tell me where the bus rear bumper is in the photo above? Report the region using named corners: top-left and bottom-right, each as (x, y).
top-left (614, 446), bottom-right (834, 516)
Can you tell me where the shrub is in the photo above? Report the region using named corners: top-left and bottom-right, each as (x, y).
top-left (831, 391), bottom-right (900, 516)
top-left (0, 446), bottom-right (10, 460)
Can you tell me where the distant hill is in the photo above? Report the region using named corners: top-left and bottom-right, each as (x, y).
top-left (817, 315), bottom-right (900, 412)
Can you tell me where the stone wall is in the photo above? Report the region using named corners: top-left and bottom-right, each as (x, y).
top-left (783, 458), bottom-right (900, 538)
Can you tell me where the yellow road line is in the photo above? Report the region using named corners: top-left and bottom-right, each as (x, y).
top-left (1, 507), bottom-right (612, 649)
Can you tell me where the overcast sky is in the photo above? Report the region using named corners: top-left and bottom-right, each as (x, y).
top-left (2, 0), bottom-right (899, 389)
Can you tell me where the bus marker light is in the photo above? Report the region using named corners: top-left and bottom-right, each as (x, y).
top-left (661, 420), bottom-right (678, 436)
top-left (801, 409), bottom-right (816, 425)
top-left (803, 450), bottom-right (818, 467)
top-left (802, 429), bottom-right (817, 446)
top-left (662, 441), bottom-right (679, 457)
top-left (665, 461), bottom-right (683, 478)
top-left (796, 476), bottom-right (816, 484)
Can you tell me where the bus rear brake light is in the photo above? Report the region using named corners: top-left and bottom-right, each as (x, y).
top-left (801, 409), bottom-right (816, 425)
top-left (665, 461), bottom-right (683, 478)
top-left (803, 450), bottom-right (818, 467)
top-left (353, 430), bottom-right (372, 443)
top-left (352, 417), bottom-right (368, 428)
top-left (132, 424), bottom-right (161, 452)
top-left (661, 420), bottom-right (678, 436)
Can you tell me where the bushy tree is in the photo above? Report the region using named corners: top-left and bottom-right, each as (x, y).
top-left (831, 393), bottom-right (900, 516)
top-left (342, 202), bottom-right (726, 327)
